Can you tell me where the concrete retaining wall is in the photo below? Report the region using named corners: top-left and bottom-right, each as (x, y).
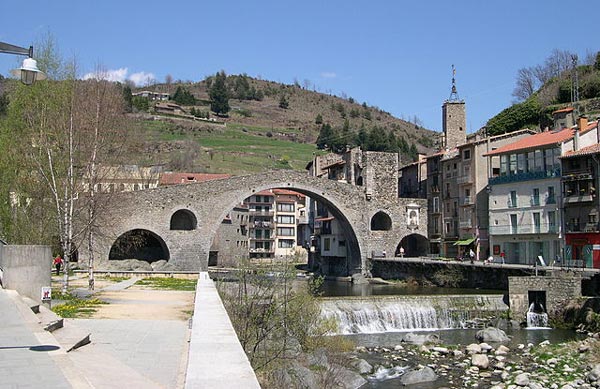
top-left (0, 245), bottom-right (52, 303)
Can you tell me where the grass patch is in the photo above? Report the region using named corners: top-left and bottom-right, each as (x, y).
top-left (136, 277), bottom-right (197, 291)
top-left (51, 292), bottom-right (108, 318)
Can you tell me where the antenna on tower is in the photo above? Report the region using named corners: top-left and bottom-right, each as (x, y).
top-left (448, 64), bottom-right (461, 102)
top-left (571, 54), bottom-right (580, 114)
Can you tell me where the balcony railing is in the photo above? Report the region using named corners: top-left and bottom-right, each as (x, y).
top-left (563, 194), bottom-right (595, 204)
top-left (249, 247), bottom-right (275, 254)
top-left (250, 221), bottom-right (274, 229)
top-left (459, 220), bottom-right (472, 228)
top-left (489, 223), bottom-right (558, 235)
top-left (530, 196), bottom-right (540, 206)
top-left (457, 175), bottom-right (473, 184)
top-left (489, 168), bottom-right (561, 185)
top-left (249, 210), bottom-right (274, 216)
top-left (461, 196), bottom-right (473, 206)
top-left (565, 222), bottom-right (600, 233)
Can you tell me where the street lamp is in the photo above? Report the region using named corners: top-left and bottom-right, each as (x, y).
top-left (0, 41), bottom-right (46, 85)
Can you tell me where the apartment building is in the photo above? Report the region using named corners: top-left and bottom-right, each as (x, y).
top-left (247, 189), bottom-right (307, 260)
top-left (560, 120), bottom-right (600, 268)
top-left (485, 114), bottom-right (598, 265)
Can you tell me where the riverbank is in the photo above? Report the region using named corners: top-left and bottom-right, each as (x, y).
top-left (350, 328), bottom-right (600, 388)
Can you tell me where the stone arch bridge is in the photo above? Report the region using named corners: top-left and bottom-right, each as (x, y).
top-left (82, 170), bottom-right (427, 276)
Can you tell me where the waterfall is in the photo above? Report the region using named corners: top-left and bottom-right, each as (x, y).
top-left (320, 295), bottom-right (507, 335)
top-left (526, 302), bottom-right (549, 328)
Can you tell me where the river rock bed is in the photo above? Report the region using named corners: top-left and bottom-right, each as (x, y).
top-left (354, 329), bottom-right (600, 388)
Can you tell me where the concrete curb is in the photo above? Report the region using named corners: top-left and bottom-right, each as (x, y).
top-left (185, 272), bottom-right (260, 388)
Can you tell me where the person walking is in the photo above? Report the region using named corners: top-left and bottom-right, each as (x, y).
top-left (53, 255), bottom-right (63, 276)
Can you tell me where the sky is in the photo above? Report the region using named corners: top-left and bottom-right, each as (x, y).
top-left (1, 0), bottom-right (599, 133)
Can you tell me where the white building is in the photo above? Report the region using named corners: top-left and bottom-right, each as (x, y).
top-left (485, 116), bottom-right (598, 264)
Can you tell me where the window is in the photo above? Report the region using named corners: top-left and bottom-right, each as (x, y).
top-left (277, 227), bottom-right (294, 236)
top-left (509, 191), bottom-right (517, 208)
top-left (510, 214), bottom-right (518, 234)
top-left (547, 187), bottom-right (556, 204)
top-left (277, 215), bottom-right (295, 224)
top-left (515, 153), bottom-right (524, 174)
top-left (433, 197), bottom-right (439, 213)
top-left (277, 203), bottom-right (294, 212)
top-left (509, 154), bottom-right (517, 175)
top-left (533, 212), bottom-right (541, 233)
top-left (255, 230), bottom-right (263, 239)
top-left (278, 239), bottom-right (294, 248)
top-left (532, 188), bottom-right (540, 206)
top-left (548, 211), bottom-right (556, 233)
top-left (323, 238), bottom-right (331, 251)
top-left (463, 149), bottom-right (471, 160)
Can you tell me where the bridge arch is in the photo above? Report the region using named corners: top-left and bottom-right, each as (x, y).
top-left (370, 210), bottom-right (392, 231)
top-left (109, 228), bottom-right (170, 262)
top-left (396, 233), bottom-right (428, 257)
top-left (209, 183), bottom-right (364, 276)
top-left (83, 170), bottom-right (427, 275)
top-left (170, 209), bottom-right (197, 230)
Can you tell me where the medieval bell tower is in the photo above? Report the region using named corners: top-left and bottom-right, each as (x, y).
top-left (442, 65), bottom-right (466, 148)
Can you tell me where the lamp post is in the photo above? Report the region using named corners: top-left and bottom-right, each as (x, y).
top-left (0, 41), bottom-right (46, 85)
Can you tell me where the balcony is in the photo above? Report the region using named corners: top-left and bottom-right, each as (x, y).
top-left (250, 221), bottom-right (274, 229)
top-left (489, 168), bottom-right (561, 185)
top-left (489, 222), bottom-right (558, 235)
top-left (249, 247), bottom-right (275, 254)
top-left (250, 235), bottom-right (274, 241)
top-left (564, 194), bottom-right (595, 204)
top-left (460, 196), bottom-right (473, 206)
top-left (249, 210), bottom-right (274, 216)
top-left (566, 222), bottom-right (600, 233)
top-left (430, 186), bottom-right (440, 193)
top-left (457, 175), bottom-right (473, 185)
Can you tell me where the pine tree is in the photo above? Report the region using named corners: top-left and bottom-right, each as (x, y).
top-left (316, 123), bottom-right (333, 150)
top-left (279, 94), bottom-right (289, 109)
top-left (209, 71), bottom-right (230, 116)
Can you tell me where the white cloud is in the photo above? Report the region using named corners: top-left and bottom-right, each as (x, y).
top-left (129, 71), bottom-right (156, 87)
top-left (82, 68), bottom-right (156, 86)
top-left (320, 72), bottom-right (337, 79)
top-left (83, 68), bottom-right (128, 83)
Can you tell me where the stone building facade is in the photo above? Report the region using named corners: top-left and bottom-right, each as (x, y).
top-left (508, 273), bottom-right (582, 323)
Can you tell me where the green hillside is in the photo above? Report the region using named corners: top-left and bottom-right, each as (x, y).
top-left (128, 74), bottom-right (438, 175)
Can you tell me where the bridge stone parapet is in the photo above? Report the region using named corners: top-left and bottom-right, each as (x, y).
top-left (82, 170), bottom-right (427, 275)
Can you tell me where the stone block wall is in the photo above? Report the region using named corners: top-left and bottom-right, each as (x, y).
top-left (0, 245), bottom-right (52, 303)
top-left (508, 273), bottom-right (582, 322)
top-left (364, 152), bottom-right (398, 202)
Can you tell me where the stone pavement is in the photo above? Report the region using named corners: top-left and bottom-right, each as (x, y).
top-left (2, 275), bottom-right (259, 388)
top-left (74, 319), bottom-right (189, 388)
top-left (0, 289), bottom-right (70, 388)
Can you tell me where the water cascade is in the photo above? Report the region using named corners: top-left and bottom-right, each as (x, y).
top-left (320, 295), bottom-right (507, 335)
top-left (526, 302), bottom-right (549, 328)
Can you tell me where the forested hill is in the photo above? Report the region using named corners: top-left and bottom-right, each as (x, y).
top-left (485, 50), bottom-right (600, 136)
top-left (130, 73), bottom-right (438, 168)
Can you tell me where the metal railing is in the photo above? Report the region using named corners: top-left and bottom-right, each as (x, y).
top-left (489, 168), bottom-right (561, 185)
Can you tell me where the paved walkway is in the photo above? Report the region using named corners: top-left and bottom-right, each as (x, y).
top-left (0, 289), bottom-right (70, 388)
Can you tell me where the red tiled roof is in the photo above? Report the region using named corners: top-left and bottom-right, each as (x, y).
top-left (315, 216), bottom-right (334, 222)
top-left (271, 189), bottom-right (305, 197)
top-left (483, 128), bottom-right (574, 157)
top-left (562, 142), bottom-right (600, 158)
top-left (552, 107), bottom-right (574, 114)
top-left (159, 172), bottom-right (231, 185)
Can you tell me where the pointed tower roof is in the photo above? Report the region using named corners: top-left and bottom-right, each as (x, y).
top-left (447, 64), bottom-right (463, 103)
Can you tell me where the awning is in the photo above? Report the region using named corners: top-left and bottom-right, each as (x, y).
top-left (453, 237), bottom-right (476, 246)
